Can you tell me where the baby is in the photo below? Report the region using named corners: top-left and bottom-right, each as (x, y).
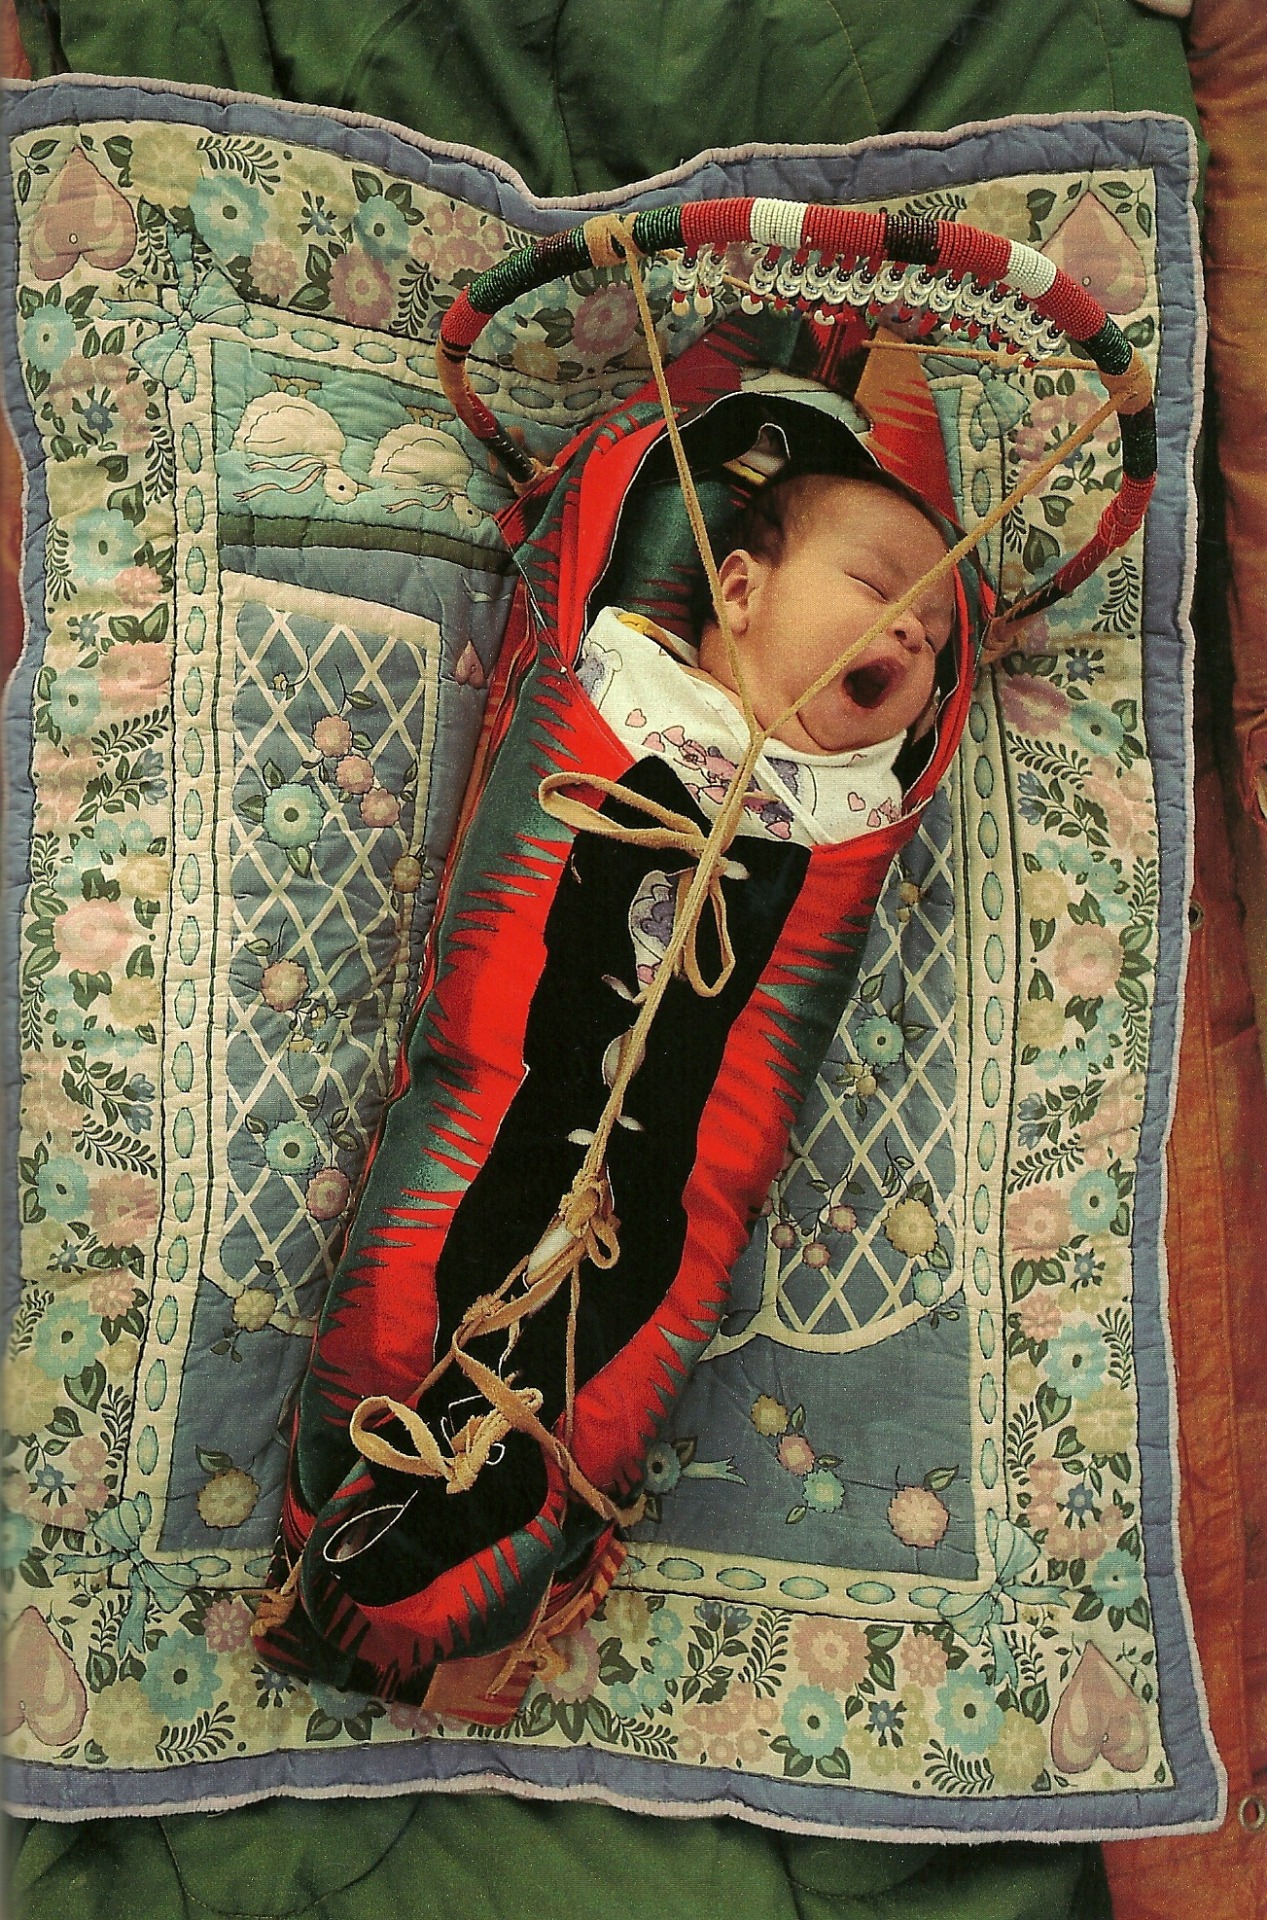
top-left (258, 446), bottom-right (970, 1715)
top-left (578, 466), bottom-right (956, 858)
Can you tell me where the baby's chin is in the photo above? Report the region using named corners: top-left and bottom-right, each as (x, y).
top-left (771, 694), bottom-right (914, 756)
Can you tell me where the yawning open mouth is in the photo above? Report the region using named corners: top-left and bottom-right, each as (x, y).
top-left (843, 658), bottom-right (901, 710)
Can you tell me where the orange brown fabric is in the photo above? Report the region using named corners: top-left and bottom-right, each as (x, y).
top-left (1103, 713), bottom-right (1267, 1911)
top-left (1186, 0), bottom-right (1267, 827)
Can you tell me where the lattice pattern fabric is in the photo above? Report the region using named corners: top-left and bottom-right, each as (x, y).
top-left (1, 80), bottom-right (1219, 1838)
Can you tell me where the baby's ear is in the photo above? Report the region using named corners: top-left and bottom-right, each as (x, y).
top-left (717, 548), bottom-right (760, 628)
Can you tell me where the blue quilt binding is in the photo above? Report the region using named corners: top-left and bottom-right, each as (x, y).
top-left (0, 77), bottom-right (1221, 1838)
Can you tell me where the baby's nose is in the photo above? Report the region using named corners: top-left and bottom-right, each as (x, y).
top-left (889, 606), bottom-right (928, 651)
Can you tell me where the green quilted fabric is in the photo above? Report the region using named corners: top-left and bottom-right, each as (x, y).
top-left (18, 0), bottom-right (1198, 197)
top-left (9, 1800), bottom-right (1112, 1918)
top-left (8, 1), bottom-right (1196, 1913)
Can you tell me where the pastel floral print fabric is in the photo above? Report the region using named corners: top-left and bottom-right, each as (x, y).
top-left (1, 96), bottom-right (1212, 1834)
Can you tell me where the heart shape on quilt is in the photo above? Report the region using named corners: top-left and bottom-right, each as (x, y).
top-left (29, 146), bottom-right (137, 281)
top-left (2, 1607), bottom-right (88, 1748)
top-left (1049, 1641), bottom-right (1150, 1774)
top-left (1042, 191), bottom-right (1147, 315)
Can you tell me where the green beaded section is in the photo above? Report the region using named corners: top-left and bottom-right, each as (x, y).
top-left (631, 204), bottom-right (683, 255)
top-left (1082, 318), bottom-right (1133, 376)
top-left (468, 228), bottom-right (593, 315)
top-left (468, 205), bottom-right (684, 317)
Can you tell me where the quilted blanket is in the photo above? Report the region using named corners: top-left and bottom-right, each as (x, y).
top-left (1, 77), bottom-right (1221, 1840)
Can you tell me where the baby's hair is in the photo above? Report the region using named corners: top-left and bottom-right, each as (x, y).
top-left (691, 466), bottom-right (952, 641)
top-left (735, 467), bottom-right (948, 570)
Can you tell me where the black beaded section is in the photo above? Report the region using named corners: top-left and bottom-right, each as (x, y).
top-left (884, 213), bottom-right (940, 266)
top-left (631, 204), bottom-right (683, 255)
top-left (1080, 317), bottom-right (1134, 375)
top-left (467, 226), bottom-right (593, 315)
top-left (1013, 576), bottom-right (1066, 621)
top-left (1121, 405), bottom-right (1157, 482)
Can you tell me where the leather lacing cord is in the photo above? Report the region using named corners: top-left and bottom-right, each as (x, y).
top-left (253, 216), bottom-right (1134, 1644)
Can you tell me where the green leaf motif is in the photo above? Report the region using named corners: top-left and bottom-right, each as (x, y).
top-left (1023, 526), bottom-right (1061, 575)
top-left (868, 1652), bottom-right (896, 1692)
top-left (1035, 1382), bottom-right (1072, 1430)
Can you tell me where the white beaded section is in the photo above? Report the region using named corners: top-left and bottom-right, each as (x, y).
top-left (1005, 242), bottom-right (1058, 299)
top-left (750, 197), bottom-right (808, 252)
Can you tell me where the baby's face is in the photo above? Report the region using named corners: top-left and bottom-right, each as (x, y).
top-left (701, 478), bottom-right (956, 755)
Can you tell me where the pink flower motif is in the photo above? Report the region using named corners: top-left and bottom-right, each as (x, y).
top-left (1067, 1520), bottom-right (1105, 1566)
top-left (791, 1615), bottom-right (868, 1690)
top-left (997, 673), bottom-right (1072, 736)
top-left (306, 1167), bottom-right (351, 1221)
top-left (1050, 920), bottom-right (1123, 1001)
top-left (1016, 1288), bottom-right (1063, 1345)
top-left (776, 1433), bottom-right (816, 1476)
top-left (1101, 1503), bottom-right (1128, 1543)
top-left (313, 714), bottom-right (353, 757)
top-left (98, 640), bottom-right (171, 706)
top-left (111, 566), bottom-right (164, 610)
top-left (1080, 767), bottom-right (1142, 849)
top-left (66, 1435), bottom-right (108, 1480)
top-left (33, 738), bottom-right (98, 830)
top-left (412, 202), bottom-right (505, 282)
top-left (1079, 1074), bottom-right (1145, 1158)
top-left (1026, 1494), bottom-right (1061, 1533)
top-left (88, 1268), bottom-right (138, 1319)
top-left (673, 1723), bottom-right (708, 1764)
top-left (54, 897), bottom-right (138, 975)
top-left (49, 353), bottom-right (133, 406)
top-left (887, 1484), bottom-right (950, 1550)
top-left (88, 1171), bottom-right (158, 1248)
top-left (22, 1044), bottom-right (85, 1135)
top-left (387, 1699), bottom-right (442, 1736)
top-left (49, 357), bottom-right (154, 452)
top-left (1007, 1183), bottom-right (1073, 1254)
top-left (329, 247), bottom-right (394, 329)
top-left (900, 1632), bottom-right (949, 1690)
top-left (202, 1596), bottom-right (255, 1653)
top-left (24, 1472), bottom-right (109, 1534)
top-left (1062, 1518), bottom-right (1108, 1563)
top-left (684, 1684), bottom-right (772, 1767)
top-left (1013, 389), bottom-right (1104, 465)
top-left (1028, 1457), bottom-right (1064, 1495)
top-left (335, 753), bottom-right (375, 794)
top-left (541, 1624), bottom-right (601, 1701)
top-left (687, 1682), bottom-right (757, 1738)
top-left (360, 788), bottom-right (401, 829)
top-left (572, 283), bottom-right (638, 359)
top-left (250, 240), bottom-right (302, 302)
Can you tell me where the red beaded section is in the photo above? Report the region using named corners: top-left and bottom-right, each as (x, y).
top-left (439, 291), bottom-right (486, 350)
top-left (800, 205), bottom-right (886, 262)
top-left (935, 221), bottom-right (1011, 283)
top-left (462, 391), bottom-right (503, 440)
top-left (1054, 475), bottom-right (1155, 594)
top-left (680, 198), bottom-right (756, 249)
top-left (1033, 270), bottom-right (1107, 344)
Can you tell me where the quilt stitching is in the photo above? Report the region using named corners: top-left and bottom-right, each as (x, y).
top-left (0, 90), bottom-right (1218, 1835)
